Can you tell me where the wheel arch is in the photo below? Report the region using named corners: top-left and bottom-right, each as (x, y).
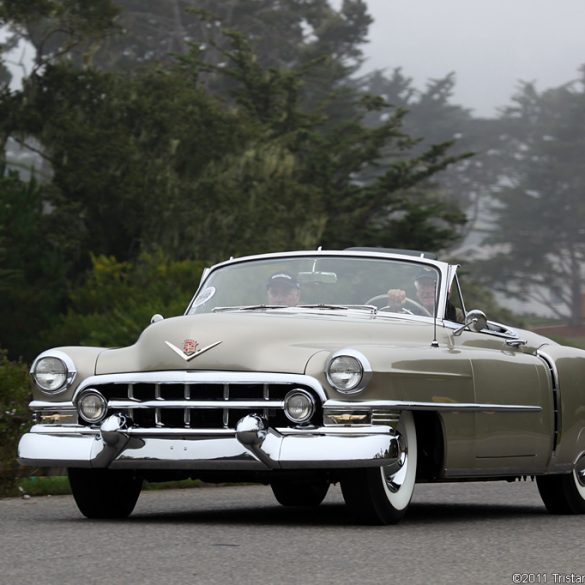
top-left (413, 410), bottom-right (445, 481)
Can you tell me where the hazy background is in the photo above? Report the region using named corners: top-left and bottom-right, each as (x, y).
top-left (2, 0), bottom-right (585, 356)
top-left (360, 0), bottom-right (585, 117)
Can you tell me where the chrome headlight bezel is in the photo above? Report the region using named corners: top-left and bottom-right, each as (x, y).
top-left (326, 348), bottom-right (372, 394)
top-left (283, 389), bottom-right (316, 424)
top-left (30, 350), bottom-right (77, 394)
top-left (76, 389), bottom-right (108, 424)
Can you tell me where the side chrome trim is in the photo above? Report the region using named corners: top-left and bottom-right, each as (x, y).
top-left (537, 350), bottom-right (561, 450)
top-left (324, 399), bottom-right (542, 413)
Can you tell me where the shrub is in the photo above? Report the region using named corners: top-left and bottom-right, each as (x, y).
top-left (0, 350), bottom-right (32, 496)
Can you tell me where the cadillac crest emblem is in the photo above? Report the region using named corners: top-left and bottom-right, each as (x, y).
top-left (183, 339), bottom-right (198, 356)
top-left (164, 339), bottom-right (222, 362)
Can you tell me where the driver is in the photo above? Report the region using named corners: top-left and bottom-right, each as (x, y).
top-left (387, 270), bottom-right (437, 316)
top-left (266, 272), bottom-right (301, 306)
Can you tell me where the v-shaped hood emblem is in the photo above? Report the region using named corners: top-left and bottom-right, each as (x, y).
top-left (164, 340), bottom-right (222, 362)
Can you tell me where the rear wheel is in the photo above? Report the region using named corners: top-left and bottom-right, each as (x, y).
top-left (341, 411), bottom-right (417, 524)
top-left (537, 464), bottom-right (585, 514)
top-left (68, 468), bottom-right (143, 519)
top-left (270, 478), bottom-right (330, 507)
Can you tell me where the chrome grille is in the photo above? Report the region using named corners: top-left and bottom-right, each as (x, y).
top-left (84, 381), bottom-right (317, 430)
top-left (371, 410), bottom-right (400, 426)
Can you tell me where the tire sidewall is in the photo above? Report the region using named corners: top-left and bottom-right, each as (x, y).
top-left (379, 410), bottom-right (417, 512)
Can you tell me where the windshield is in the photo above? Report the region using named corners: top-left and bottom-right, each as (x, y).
top-left (188, 255), bottom-right (441, 317)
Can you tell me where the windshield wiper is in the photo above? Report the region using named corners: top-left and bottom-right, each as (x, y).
top-left (212, 305), bottom-right (287, 312)
top-left (212, 304), bottom-right (378, 314)
top-left (297, 304), bottom-right (377, 314)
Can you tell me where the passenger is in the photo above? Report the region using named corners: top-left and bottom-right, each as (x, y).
top-left (266, 272), bottom-right (301, 306)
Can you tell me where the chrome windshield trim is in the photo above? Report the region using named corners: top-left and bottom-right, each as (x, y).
top-left (324, 399), bottom-right (542, 413)
top-left (186, 249), bottom-right (452, 319)
top-left (73, 372), bottom-right (327, 402)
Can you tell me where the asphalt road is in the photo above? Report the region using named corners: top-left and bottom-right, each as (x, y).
top-left (1, 480), bottom-right (584, 585)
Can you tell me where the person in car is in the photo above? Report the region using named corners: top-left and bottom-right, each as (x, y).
top-left (266, 272), bottom-right (301, 306)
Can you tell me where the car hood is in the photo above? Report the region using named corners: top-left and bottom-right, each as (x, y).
top-left (95, 311), bottom-right (429, 375)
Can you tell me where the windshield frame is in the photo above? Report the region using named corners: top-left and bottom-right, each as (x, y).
top-left (185, 250), bottom-right (453, 321)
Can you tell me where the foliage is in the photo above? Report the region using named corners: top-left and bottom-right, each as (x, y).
top-left (0, 1), bottom-right (470, 362)
top-left (362, 69), bottom-right (492, 243)
top-left (0, 350), bottom-right (31, 496)
top-left (2, 0), bottom-right (371, 73)
top-left (46, 252), bottom-right (206, 348)
top-left (0, 0), bottom-right (120, 70)
top-left (3, 26), bottom-right (467, 263)
top-left (479, 72), bottom-right (585, 325)
top-left (0, 166), bottom-right (70, 360)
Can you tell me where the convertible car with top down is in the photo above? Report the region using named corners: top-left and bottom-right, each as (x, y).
top-left (18, 248), bottom-right (585, 524)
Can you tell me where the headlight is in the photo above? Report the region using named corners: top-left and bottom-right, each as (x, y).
top-left (326, 349), bottom-right (372, 394)
top-left (284, 389), bottom-right (315, 424)
top-left (31, 352), bottom-right (75, 393)
top-left (77, 390), bottom-right (108, 423)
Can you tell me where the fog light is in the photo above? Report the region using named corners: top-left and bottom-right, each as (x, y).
top-left (284, 389), bottom-right (315, 424)
top-left (77, 390), bottom-right (108, 423)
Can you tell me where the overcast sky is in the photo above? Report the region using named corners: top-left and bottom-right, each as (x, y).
top-left (359, 0), bottom-right (585, 117)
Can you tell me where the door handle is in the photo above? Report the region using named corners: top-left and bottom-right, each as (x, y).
top-left (505, 338), bottom-right (527, 347)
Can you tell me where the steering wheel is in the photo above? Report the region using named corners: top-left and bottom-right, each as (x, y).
top-left (365, 294), bottom-right (432, 317)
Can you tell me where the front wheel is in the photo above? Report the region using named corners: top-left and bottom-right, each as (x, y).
top-left (341, 411), bottom-right (417, 524)
top-left (536, 464), bottom-right (585, 514)
top-left (68, 468), bottom-right (143, 519)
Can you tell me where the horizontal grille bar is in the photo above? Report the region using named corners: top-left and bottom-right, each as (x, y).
top-left (109, 400), bottom-right (284, 410)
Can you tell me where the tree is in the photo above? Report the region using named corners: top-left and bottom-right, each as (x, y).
top-left (362, 69), bottom-right (492, 244)
top-left (480, 70), bottom-right (585, 326)
top-left (0, 2), bottom-right (469, 361)
top-left (46, 252), bottom-right (206, 348)
top-left (0, 167), bottom-right (70, 360)
top-left (2, 23), bottom-right (467, 261)
top-left (0, 0), bottom-right (371, 77)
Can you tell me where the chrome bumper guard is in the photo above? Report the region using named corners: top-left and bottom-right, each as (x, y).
top-left (18, 413), bottom-right (399, 471)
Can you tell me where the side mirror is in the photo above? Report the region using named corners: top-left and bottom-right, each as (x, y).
top-left (150, 314), bottom-right (164, 324)
top-left (453, 309), bottom-right (488, 336)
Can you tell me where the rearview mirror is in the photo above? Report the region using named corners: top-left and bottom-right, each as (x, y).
top-left (297, 271), bottom-right (338, 284)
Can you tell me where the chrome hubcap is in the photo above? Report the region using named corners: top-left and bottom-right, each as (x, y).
top-left (383, 431), bottom-right (408, 493)
top-left (576, 468), bottom-right (585, 487)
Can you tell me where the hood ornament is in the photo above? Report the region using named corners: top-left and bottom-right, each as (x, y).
top-left (165, 339), bottom-right (222, 362)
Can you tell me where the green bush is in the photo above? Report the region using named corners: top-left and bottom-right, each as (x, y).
top-left (0, 350), bottom-right (32, 496)
top-left (45, 251), bottom-right (207, 348)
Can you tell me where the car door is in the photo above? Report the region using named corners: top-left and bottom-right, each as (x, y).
top-left (446, 276), bottom-right (554, 473)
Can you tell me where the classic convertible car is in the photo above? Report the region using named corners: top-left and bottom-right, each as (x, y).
top-left (18, 248), bottom-right (585, 524)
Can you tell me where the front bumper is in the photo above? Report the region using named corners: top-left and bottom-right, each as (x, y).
top-left (18, 414), bottom-right (400, 471)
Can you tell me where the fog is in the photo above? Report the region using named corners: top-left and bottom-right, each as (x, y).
top-left (361, 0), bottom-right (585, 117)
